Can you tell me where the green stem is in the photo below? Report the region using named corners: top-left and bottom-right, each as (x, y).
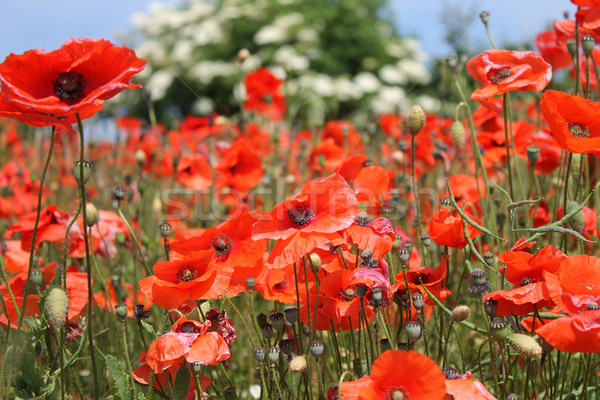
top-left (18, 126), bottom-right (56, 331)
top-left (117, 206), bottom-right (151, 275)
top-left (76, 114), bottom-right (99, 399)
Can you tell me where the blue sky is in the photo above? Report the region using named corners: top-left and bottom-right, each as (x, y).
top-left (0, 0), bottom-right (571, 62)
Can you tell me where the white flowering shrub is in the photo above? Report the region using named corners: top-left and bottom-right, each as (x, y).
top-left (130, 0), bottom-right (437, 123)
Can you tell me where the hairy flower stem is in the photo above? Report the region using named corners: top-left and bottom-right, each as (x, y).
top-left (18, 126), bottom-right (56, 331)
top-left (502, 94), bottom-right (516, 199)
top-left (76, 114), bottom-right (99, 399)
top-left (118, 319), bottom-right (136, 395)
top-left (117, 206), bottom-right (151, 276)
top-left (410, 135), bottom-right (424, 255)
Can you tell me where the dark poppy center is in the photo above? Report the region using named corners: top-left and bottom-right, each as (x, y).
top-left (179, 321), bottom-right (200, 334)
top-left (287, 203), bottom-right (315, 228)
top-left (520, 277), bottom-right (533, 286)
top-left (355, 211), bottom-right (371, 227)
top-left (568, 122), bottom-right (590, 138)
top-left (490, 68), bottom-right (511, 83)
top-left (339, 286), bottom-right (356, 301)
top-left (386, 386), bottom-right (409, 400)
top-left (274, 277), bottom-right (289, 292)
top-left (210, 233), bottom-right (233, 261)
top-left (587, 301), bottom-right (599, 310)
top-left (176, 266), bottom-right (198, 282)
top-left (53, 71), bottom-right (85, 103)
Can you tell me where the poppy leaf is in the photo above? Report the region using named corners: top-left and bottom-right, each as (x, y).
top-left (105, 354), bottom-right (134, 400)
top-left (447, 180), bottom-right (507, 242)
top-left (173, 364), bottom-right (191, 400)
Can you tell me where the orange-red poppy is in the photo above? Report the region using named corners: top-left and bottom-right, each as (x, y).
top-left (392, 255), bottom-right (451, 306)
top-left (138, 250), bottom-right (233, 310)
top-left (540, 89), bottom-right (600, 153)
top-left (342, 214), bottom-right (396, 259)
top-left (339, 350), bottom-right (447, 400)
top-left (145, 316), bottom-right (230, 373)
top-left (535, 29), bottom-right (572, 71)
top-left (252, 173), bottom-right (358, 269)
top-left (0, 38), bottom-right (145, 126)
top-left (336, 155), bottom-right (390, 205)
top-left (0, 262), bottom-right (88, 328)
top-left (176, 153), bottom-right (213, 190)
top-left (244, 67), bottom-right (286, 119)
top-left (4, 205), bottom-right (72, 252)
top-left (215, 139), bottom-right (263, 192)
top-left (427, 206), bottom-right (481, 249)
top-left (534, 255), bottom-right (600, 352)
top-left (444, 378), bottom-right (497, 400)
top-left (466, 50), bottom-right (552, 109)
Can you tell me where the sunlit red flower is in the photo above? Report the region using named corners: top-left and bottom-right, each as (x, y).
top-left (339, 350), bottom-right (447, 400)
top-left (427, 206), bottom-right (482, 249)
top-left (0, 262), bottom-right (88, 328)
top-left (4, 205), bottom-right (72, 252)
top-left (444, 378), bottom-right (497, 400)
top-left (336, 155), bottom-right (390, 205)
top-left (540, 89), bottom-right (600, 153)
top-left (176, 153), bottom-right (213, 190)
top-left (0, 38), bottom-right (145, 126)
top-left (466, 50), bottom-right (551, 110)
top-left (392, 255), bottom-right (451, 306)
top-left (535, 29), bottom-right (572, 71)
top-left (534, 255), bottom-right (600, 352)
top-left (144, 316), bottom-right (230, 373)
top-left (342, 213), bottom-right (396, 259)
top-left (139, 250), bottom-right (233, 310)
top-left (252, 173), bottom-right (359, 269)
top-left (244, 67), bottom-right (286, 119)
top-left (215, 139), bottom-right (263, 192)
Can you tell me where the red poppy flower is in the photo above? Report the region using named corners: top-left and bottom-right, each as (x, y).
top-left (301, 269), bottom-right (374, 331)
top-left (392, 255), bottom-right (451, 306)
top-left (534, 255), bottom-right (600, 352)
top-left (342, 214), bottom-right (396, 259)
top-left (427, 207), bottom-right (482, 249)
top-left (309, 138), bottom-right (344, 174)
top-left (170, 207), bottom-right (266, 270)
top-left (176, 153), bottom-right (213, 190)
top-left (466, 50), bottom-right (552, 110)
top-left (444, 378), bottom-right (497, 400)
top-left (4, 205), bottom-right (72, 252)
top-left (336, 155), bottom-right (390, 205)
top-left (139, 250), bottom-right (233, 310)
top-left (339, 350), bottom-right (447, 400)
top-left (575, 0), bottom-right (600, 30)
top-left (0, 38), bottom-right (145, 125)
top-left (535, 30), bottom-right (572, 71)
top-left (255, 262), bottom-right (307, 304)
top-left (244, 67), bottom-right (286, 119)
top-left (0, 262), bottom-right (88, 328)
top-left (540, 89), bottom-right (600, 153)
top-left (133, 353), bottom-right (211, 400)
top-left (321, 121), bottom-right (364, 153)
top-left (252, 173), bottom-right (359, 269)
top-left (215, 139), bottom-right (263, 192)
top-left (145, 317), bottom-right (230, 373)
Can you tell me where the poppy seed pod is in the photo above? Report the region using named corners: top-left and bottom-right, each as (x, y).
top-left (526, 145), bottom-right (540, 164)
top-left (261, 323), bottom-right (274, 340)
top-left (308, 253), bottom-right (321, 273)
top-left (279, 339), bottom-right (293, 356)
top-left (451, 305), bottom-right (470, 322)
top-left (405, 321), bottom-right (422, 341)
top-left (582, 35), bottom-right (595, 56)
top-left (565, 201), bottom-right (584, 233)
top-left (267, 347), bottom-right (280, 364)
top-left (309, 341), bottom-right (325, 359)
top-left (246, 277), bottom-right (256, 291)
top-left (507, 334), bottom-right (542, 357)
top-left (451, 121), bottom-right (466, 148)
top-left (289, 355), bottom-right (307, 372)
top-left (407, 105), bottom-right (425, 136)
top-left (159, 222), bottom-right (172, 238)
top-left (479, 10), bottom-right (490, 25)
top-left (73, 160), bottom-right (93, 185)
top-left (284, 307), bottom-right (298, 325)
top-left (411, 292), bottom-right (424, 310)
top-left (135, 149), bottom-right (147, 167)
top-left (254, 347), bottom-right (266, 364)
top-left (46, 286), bottom-right (68, 329)
top-left (31, 268), bottom-right (43, 287)
top-left (114, 304), bottom-right (128, 320)
top-left (566, 39), bottom-right (578, 57)
top-left (238, 48), bottom-right (251, 63)
top-left (269, 312), bottom-right (284, 331)
top-left (490, 318), bottom-right (510, 341)
top-left (506, 394), bottom-right (522, 400)
top-left (398, 247), bottom-right (410, 265)
top-left (85, 203), bottom-right (99, 227)
top-left (379, 338), bottom-right (391, 353)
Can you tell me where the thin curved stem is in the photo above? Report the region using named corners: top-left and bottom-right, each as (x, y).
top-left (18, 126), bottom-right (56, 330)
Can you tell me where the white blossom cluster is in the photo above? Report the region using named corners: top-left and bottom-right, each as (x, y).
top-left (130, 0), bottom-right (439, 118)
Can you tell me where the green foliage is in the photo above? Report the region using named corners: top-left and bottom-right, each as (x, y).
top-left (105, 354), bottom-right (134, 400)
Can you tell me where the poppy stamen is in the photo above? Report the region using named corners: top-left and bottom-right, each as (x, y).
top-left (53, 71), bottom-right (85, 103)
top-left (287, 203), bottom-right (315, 227)
top-left (210, 233), bottom-right (233, 261)
top-left (568, 122), bottom-right (590, 138)
top-left (339, 286), bottom-right (357, 301)
top-left (176, 266), bottom-right (198, 282)
top-left (386, 386), bottom-right (410, 400)
top-left (490, 68), bottom-right (511, 83)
